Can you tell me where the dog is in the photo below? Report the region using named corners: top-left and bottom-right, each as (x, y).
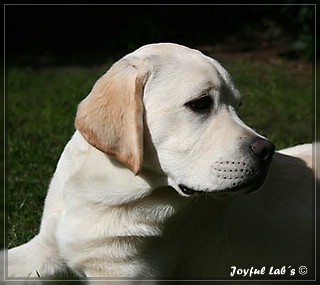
top-left (2, 43), bottom-right (315, 281)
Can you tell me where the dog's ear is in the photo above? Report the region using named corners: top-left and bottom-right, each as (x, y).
top-left (75, 57), bottom-right (149, 175)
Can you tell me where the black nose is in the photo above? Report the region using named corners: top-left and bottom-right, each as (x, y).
top-left (250, 138), bottom-right (275, 164)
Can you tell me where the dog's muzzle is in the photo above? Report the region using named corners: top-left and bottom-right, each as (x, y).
top-left (178, 138), bottom-right (275, 197)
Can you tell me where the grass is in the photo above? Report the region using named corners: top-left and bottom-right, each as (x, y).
top-left (5, 65), bottom-right (109, 248)
top-left (4, 55), bottom-right (314, 250)
top-left (224, 59), bottom-right (314, 149)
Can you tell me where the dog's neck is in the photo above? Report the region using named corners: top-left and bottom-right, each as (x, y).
top-left (61, 130), bottom-right (188, 230)
top-left (53, 131), bottom-right (190, 276)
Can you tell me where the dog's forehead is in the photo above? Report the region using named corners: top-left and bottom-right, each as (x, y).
top-left (126, 43), bottom-right (240, 103)
top-left (130, 43), bottom-right (235, 88)
top-left (131, 44), bottom-right (220, 85)
top-left (132, 43), bottom-right (214, 70)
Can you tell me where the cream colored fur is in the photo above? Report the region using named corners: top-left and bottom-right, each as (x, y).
top-left (1, 43), bottom-right (315, 282)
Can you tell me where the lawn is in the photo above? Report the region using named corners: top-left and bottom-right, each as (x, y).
top-left (4, 52), bottom-right (314, 249)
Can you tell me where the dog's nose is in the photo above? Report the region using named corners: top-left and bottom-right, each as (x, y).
top-left (250, 138), bottom-right (275, 164)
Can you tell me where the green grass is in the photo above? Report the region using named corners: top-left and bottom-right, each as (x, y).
top-left (5, 65), bottom-right (109, 248)
top-left (224, 59), bottom-right (313, 149)
top-left (4, 57), bottom-right (313, 249)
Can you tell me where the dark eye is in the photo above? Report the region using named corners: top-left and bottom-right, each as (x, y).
top-left (185, 96), bottom-right (213, 113)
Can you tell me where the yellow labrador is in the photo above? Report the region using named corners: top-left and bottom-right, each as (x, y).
top-left (3, 43), bottom-right (315, 280)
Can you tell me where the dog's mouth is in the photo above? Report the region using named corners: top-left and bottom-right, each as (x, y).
top-left (178, 177), bottom-right (264, 197)
top-left (177, 163), bottom-right (272, 197)
top-left (178, 184), bottom-right (202, 196)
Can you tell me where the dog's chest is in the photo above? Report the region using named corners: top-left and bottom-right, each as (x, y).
top-left (56, 197), bottom-right (182, 277)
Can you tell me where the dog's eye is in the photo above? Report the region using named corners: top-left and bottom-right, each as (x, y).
top-left (185, 96), bottom-right (213, 113)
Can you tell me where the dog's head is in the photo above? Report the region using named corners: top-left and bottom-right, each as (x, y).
top-left (75, 43), bottom-right (275, 197)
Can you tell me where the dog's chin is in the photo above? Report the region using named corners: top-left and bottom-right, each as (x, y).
top-left (176, 168), bottom-right (270, 198)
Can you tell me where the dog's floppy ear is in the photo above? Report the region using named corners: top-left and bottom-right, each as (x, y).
top-left (75, 57), bottom-right (149, 175)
